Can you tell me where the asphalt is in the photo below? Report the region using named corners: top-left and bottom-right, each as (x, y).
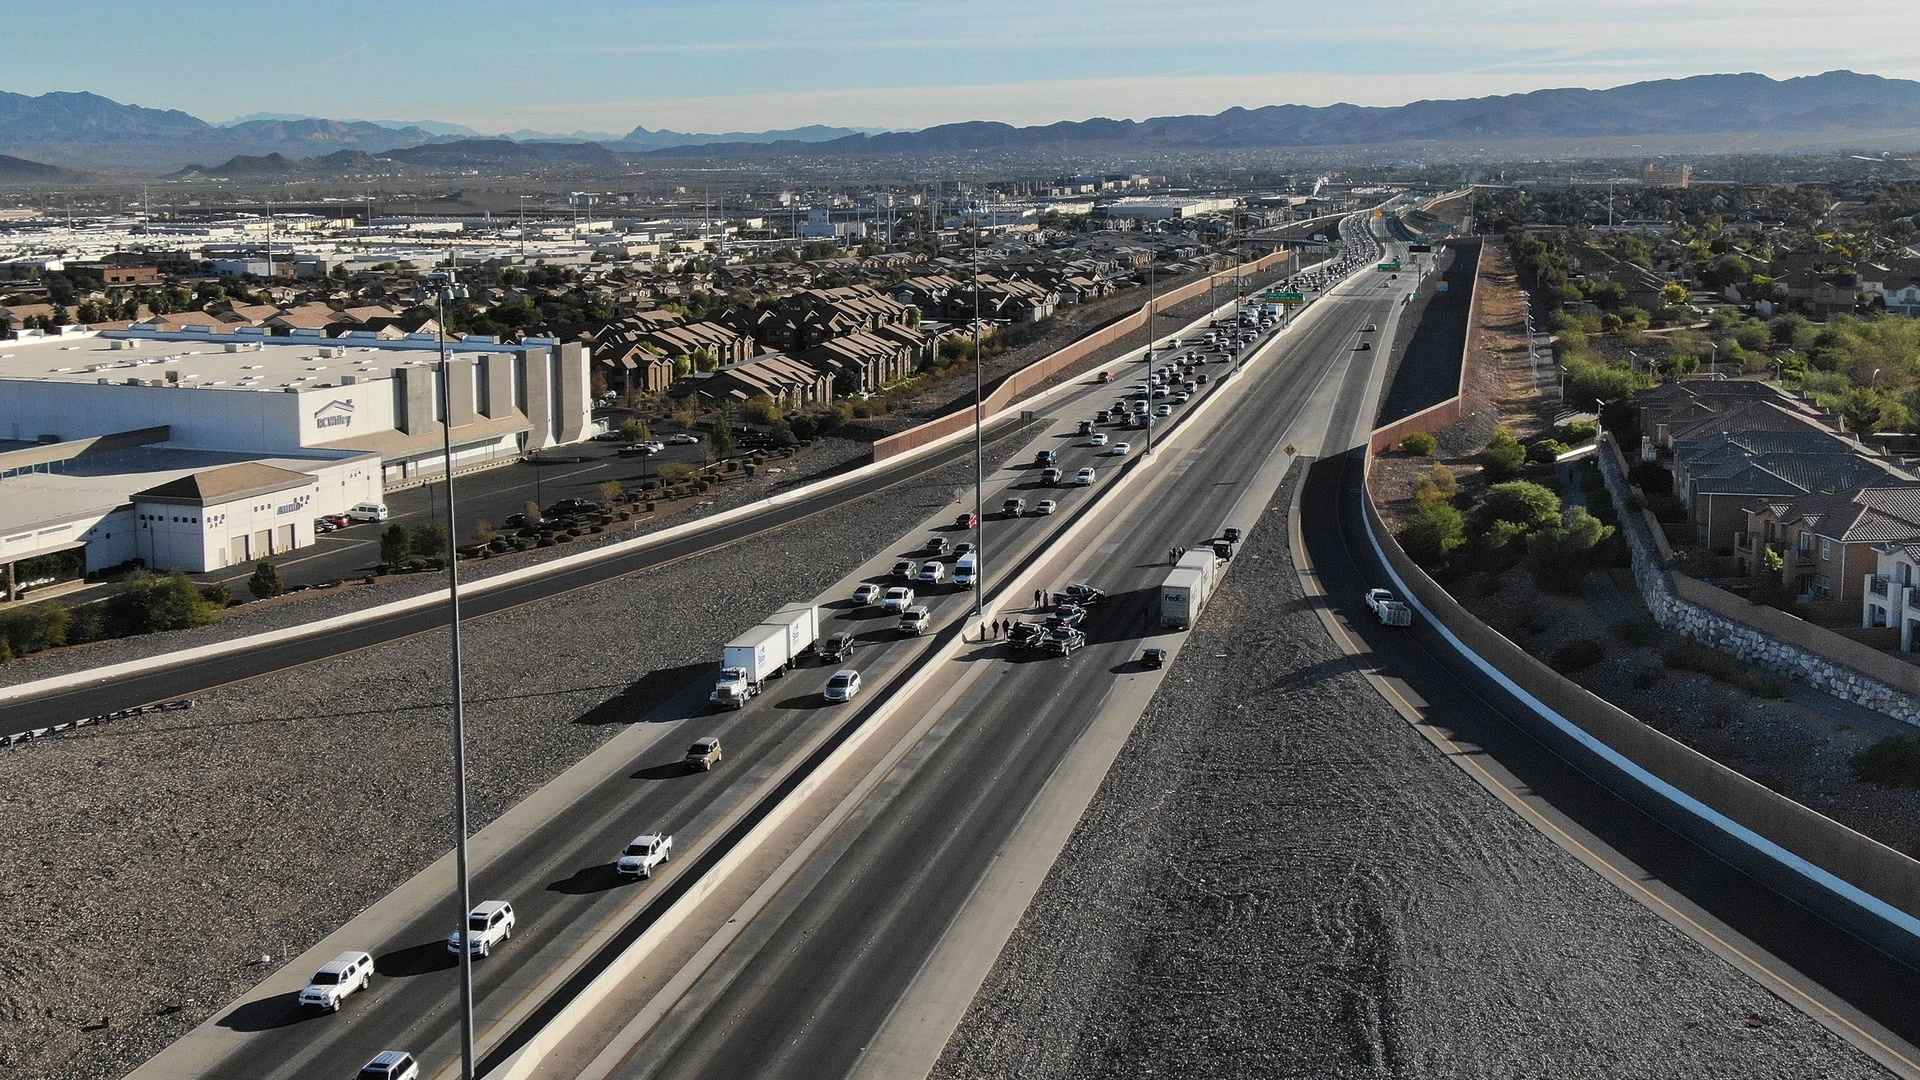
top-left (607, 257), bottom-right (1396, 1080)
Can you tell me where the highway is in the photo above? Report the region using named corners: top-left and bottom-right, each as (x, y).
top-left (587, 234), bottom-right (1400, 1080)
top-left (126, 234), bottom-right (1383, 1080)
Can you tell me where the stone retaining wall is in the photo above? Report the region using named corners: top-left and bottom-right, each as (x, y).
top-left (1595, 432), bottom-right (1920, 727)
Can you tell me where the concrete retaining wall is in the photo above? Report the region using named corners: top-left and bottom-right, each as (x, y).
top-left (1366, 237), bottom-right (1486, 453)
top-left (1361, 453), bottom-right (1920, 921)
top-left (1595, 433), bottom-right (1920, 726)
top-left (871, 250), bottom-right (1295, 462)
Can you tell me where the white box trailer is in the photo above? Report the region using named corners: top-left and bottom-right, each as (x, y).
top-left (766, 602), bottom-right (820, 661)
top-left (1159, 550), bottom-right (1223, 630)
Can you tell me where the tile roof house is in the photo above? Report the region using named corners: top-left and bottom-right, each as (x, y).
top-left (1742, 488), bottom-right (1920, 605)
top-left (669, 351), bottom-right (832, 412)
top-left (796, 330), bottom-right (915, 396)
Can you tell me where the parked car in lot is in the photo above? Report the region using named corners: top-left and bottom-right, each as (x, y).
top-left (824, 668), bottom-right (862, 701)
top-left (314, 517), bottom-right (337, 534)
top-left (446, 900), bottom-right (516, 957)
top-left (322, 513), bottom-right (351, 529)
top-left (616, 834), bottom-right (673, 878)
top-left (298, 951), bottom-right (374, 1012)
top-left (546, 498), bottom-right (597, 517)
top-left (1075, 467), bottom-right (1095, 485)
top-left (819, 632), bottom-right (855, 663)
top-left (852, 583), bottom-right (882, 606)
top-left (620, 442), bottom-right (660, 457)
top-left (684, 737), bottom-right (724, 770)
top-left (669, 432), bottom-right (701, 444)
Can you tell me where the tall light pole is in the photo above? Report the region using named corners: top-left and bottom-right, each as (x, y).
top-left (970, 197), bottom-right (985, 620)
top-left (518, 195), bottom-right (531, 262)
top-left (431, 266), bottom-right (477, 1080)
top-left (1144, 248), bottom-right (1157, 459)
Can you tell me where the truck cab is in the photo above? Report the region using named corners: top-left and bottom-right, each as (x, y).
top-left (616, 833), bottom-right (674, 879)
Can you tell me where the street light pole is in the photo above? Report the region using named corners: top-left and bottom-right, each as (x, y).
top-left (971, 201), bottom-right (985, 620)
top-left (432, 267), bottom-right (477, 1080)
top-left (1145, 251), bottom-right (1156, 458)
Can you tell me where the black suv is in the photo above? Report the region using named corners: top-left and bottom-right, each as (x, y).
top-left (546, 498), bottom-right (597, 517)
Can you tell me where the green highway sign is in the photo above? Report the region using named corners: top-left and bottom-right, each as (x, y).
top-left (1263, 291), bottom-right (1305, 303)
top-left (1378, 261), bottom-right (1402, 271)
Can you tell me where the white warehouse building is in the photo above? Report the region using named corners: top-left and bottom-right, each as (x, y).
top-left (0, 326), bottom-right (591, 581)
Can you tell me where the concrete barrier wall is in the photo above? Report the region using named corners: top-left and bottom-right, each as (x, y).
top-left (871, 250), bottom-right (1295, 462)
top-left (1366, 237), bottom-right (1486, 453)
top-left (1361, 453), bottom-right (1920, 920)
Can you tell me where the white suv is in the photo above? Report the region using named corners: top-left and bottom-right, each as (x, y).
top-left (298, 950), bottom-right (373, 1012)
top-left (446, 900), bottom-right (515, 958)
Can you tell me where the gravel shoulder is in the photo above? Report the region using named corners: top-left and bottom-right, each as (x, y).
top-left (0, 438), bottom-right (1021, 1080)
top-left (930, 473), bottom-right (1890, 1080)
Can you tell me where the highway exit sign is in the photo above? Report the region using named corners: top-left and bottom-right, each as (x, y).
top-left (1263, 291), bottom-right (1305, 303)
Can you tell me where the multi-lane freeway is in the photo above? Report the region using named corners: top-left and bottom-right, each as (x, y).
top-left (116, 223), bottom-right (1387, 1080)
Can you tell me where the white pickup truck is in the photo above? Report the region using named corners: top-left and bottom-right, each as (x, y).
top-left (616, 832), bottom-right (674, 879)
top-left (1364, 588), bottom-right (1413, 626)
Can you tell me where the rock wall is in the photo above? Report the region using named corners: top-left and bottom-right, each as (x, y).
top-left (1596, 432), bottom-right (1920, 727)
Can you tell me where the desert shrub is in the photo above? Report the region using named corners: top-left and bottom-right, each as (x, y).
top-left (1548, 637), bottom-right (1606, 673)
top-left (1398, 500), bottom-right (1465, 565)
top-left (1400, 431), bottom-right (1437, 456)
top-left (1527, 438), bottom-right (1572, 464)
top-left (105, 570), bottom-right (220, 635)
top-left (1482, 428), bottom-right (1527, 479)
top-left (0, 601), bottom-right (71, 656)
top-left (1851, 737), bottom-right (1920, 788)
top-left (1477, 481), bottom-right (1562, 531)
top-left (1662, 641), bottom-right (1788, 698)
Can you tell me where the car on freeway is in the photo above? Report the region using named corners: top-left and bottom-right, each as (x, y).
top-left (1097, 370), bottom-right (1115, 383)
top-left (1036, 499), bottom-right (1058, 515)
top-left (1090, 432), bottom-right (1108, 447)
top-left (1002, 497), bottom-right (1026, 517)
top-left (954, 541), bottom-right (976, 557)
top-left (1040, 467), bottom-right (1063, 485)
top-left (1196, 373), bottom-right (1209, 384)
top-left (446, 900), bottom-right (516, 957)
top-left (925, 535), bottom-right (950, 555)
top-left (824, 668), bottom-right (863, 702)
top-left (955, 511), bottom-right (979, 529)
top-left (359, 1051), bottom-right (420, 1080)
top-left (891, 559), bottom-right (917, 579)
top-left (852, 583), bottom-right (882, 606)
top-left (918, 561), bottom-right (947, 585)
top-left (899, 605), bottom-right (932, 635)
top-left (882, 586), bottom-right (915, 613)
top-left (1155, 404), bottom-right (1173, 418)
top-left (1078, 419), bottom-right (1095, 435)
top-left (819, 631), bottom-right (855, 662)
top-left (1056, 583), bottom-right (1106, 605)
top-left (1075, 467), bottom-right (1095, 485)
top-left (1140, 647), bottom-right (1167, 669)
top-left (298, 950), bottom-right (374, 1012)
top-left (1355, 341), bottom-right (1373, 350)
top-left (684, 737), bottom-right (723, 771)
top-left (1176, 392), bottom-right (1191, 404)
top-left (1109, 442), bottom-right (1131, 456)
top-left (616, 834), bottom-right (673, 879)
top-left (668, 432), bottom-right (701, 444)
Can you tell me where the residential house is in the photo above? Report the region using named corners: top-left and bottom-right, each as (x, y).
top-left (669, 351), bottom-right (833, 412)
top-left (797, 330), bottom-right (915, 396)
top-left (1742, 488), bottom-right (1920, 606)
top-left (1865, 541), bottom-right (1920, 649)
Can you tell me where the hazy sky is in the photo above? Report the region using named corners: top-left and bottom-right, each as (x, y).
top-left (15, 0), bottom-right (1918, 134)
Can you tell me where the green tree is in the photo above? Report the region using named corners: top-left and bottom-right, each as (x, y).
top-left (409, 524), bottom-right (449, 560)
top-left (598, 480), bottom-right (624, 506)
top-left (620, 418), bottom-right (651, 442)
top-left (523, 500), bottom-right (544, 526)
top-left (1398, 500), bottom-right (1465, 565)
top-left (1400, 431), bottom-right (1437, 456)
top-left (1480, 429), bottom-right (1527, 479)
top-left (379, 523), bottom-right (411, 565)
top-left (1476, 481), bottom-right (1563, 532)
top-left (0, 602), bottom-right (71, 656)
top-left (106, 571), bottom-right (220, 634)
top-left (713, 424), bottom-right (734, 456)
top-left (247, 560), bottom-right (284, 600)
top-left (1526, 507), bottom-right (1616, 593)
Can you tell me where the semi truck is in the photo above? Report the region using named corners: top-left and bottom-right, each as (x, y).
top-left (710, 603), bottom-right (820, 708)
top-left (1159, 549), bottom-right (1225, 629)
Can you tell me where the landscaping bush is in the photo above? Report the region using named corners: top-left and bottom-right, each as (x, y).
top-left (379, 524), bottom-right (411, 566)
top-left (1548, 637), bottom-right (1606, 673)
top-left (1398, 500), bottom-right (1465, 565)
top-left (246, 561), bottom-right (283, 600)
top-left (105, 570), bottom-right (221, 635)
top-left (1850, 737), bottom-right (1920, 789)
top-left (1662, 641), bottom-right (1788, 698)
top-left (199, 582), bottom-right (235, 608)
top-left (1481, 428), bottom-right (1527, 479)
top-left (1563, 419), bottom-right (1599, 441)
top-left (1411, 463), bottom-right (1459, 506)
top-left (0, 602), bottom-right (72, 657)
top-left (1400, 431), bottom-right (1437, 456)
top-left (1476, 481), bottom-right (1562, 531)
top-left (1527, 438), bottom-right (1571, 464)
top-left (1526, 506), bottom-right (1615, 594)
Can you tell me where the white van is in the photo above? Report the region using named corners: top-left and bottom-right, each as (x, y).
top-left (347, 502), bottom-right (390, 523)
top-left (953, 553), bottom-right (978, 588)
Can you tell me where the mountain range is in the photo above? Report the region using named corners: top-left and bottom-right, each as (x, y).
top-left (4, 71), bottom-right (1919, 177)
